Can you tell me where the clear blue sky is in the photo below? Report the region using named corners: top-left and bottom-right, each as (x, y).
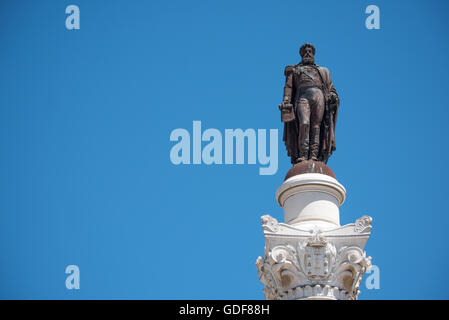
top-left (1, 0), bottom-right (449, 299)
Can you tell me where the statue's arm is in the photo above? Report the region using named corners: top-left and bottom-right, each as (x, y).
top-left (325, 68), bottom-right (339, 105)
top-left (283, 65), bottom-right (294, 103)
top-left (330, 80), bottom-right (338, 101)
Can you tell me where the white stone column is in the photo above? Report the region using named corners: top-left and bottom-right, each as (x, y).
top-left (256, 171), bottom-right (373, 300)
top-left (276, 173), bottom-right (346, 228)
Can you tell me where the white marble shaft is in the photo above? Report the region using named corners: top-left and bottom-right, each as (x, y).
top-left (276, 173), bottom-right (346, 228)
top-left (257, 173), bottom-right (373, 300)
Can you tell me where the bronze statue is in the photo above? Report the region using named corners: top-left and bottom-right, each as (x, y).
top-left (279, 43), bottom-right (339, 164)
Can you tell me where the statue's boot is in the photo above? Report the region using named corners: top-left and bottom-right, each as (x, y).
top-left (297, 124), bottom-right (310, 162)
top-left (309, 125), bottom-right (320, 161)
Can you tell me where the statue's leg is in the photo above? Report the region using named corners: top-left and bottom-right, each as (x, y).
top-left (296, 97), bottom-right (310, 162)
top-left (309, 91), bottom-right (325, 161)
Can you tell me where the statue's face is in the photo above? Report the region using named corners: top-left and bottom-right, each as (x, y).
top-left (301, 47), bottom-right (315, 64)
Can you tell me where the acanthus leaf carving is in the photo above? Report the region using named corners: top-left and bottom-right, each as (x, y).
top-left (257, 235), bottom-right (372, 300)
top-left (354, 215), bottom-right (373, 233)
top-left (261, 215), bottom-right (279, 233)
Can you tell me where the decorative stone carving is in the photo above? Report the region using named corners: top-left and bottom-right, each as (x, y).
top-left (354, 216), bottom-right (373, 233)
top-left (256, 215), bottom-right (372, 300)
top-left (261, 215), bottom-right (279, 233)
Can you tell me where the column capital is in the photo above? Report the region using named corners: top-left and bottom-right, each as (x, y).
top-left (256, 215), bottom-right (373, 300)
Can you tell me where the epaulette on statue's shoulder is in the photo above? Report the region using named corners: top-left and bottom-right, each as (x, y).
top-left (284, 65), bottom-right (295, 76)
top-left (316, 65), bottom-right (329, 75)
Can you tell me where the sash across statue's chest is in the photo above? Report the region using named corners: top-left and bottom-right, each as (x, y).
top-left (294, 65), bottom-right (323, 87)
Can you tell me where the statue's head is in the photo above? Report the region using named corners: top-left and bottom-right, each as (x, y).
top-left (300, 43), bottom-right (315, 65)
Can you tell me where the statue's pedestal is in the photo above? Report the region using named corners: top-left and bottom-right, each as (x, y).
top-left (256, 162), bottom-right (373, 300)
top-left (276, 173), bottom-right (345, 228)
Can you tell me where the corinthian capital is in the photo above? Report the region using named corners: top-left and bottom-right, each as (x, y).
top-left (256, 215), bottom-right (373, 300)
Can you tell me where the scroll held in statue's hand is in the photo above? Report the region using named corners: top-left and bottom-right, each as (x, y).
top-left (279, 102), bottom-right (295, 122)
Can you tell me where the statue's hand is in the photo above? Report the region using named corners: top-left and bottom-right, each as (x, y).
top-left (279, 99), bottom-right (293, 111)
top-left (329, 93), bottom-right (339, 105)
top-left (279, 99), bottom-right (295, 122)
top-left (282, 96), bottom-right (291, 104)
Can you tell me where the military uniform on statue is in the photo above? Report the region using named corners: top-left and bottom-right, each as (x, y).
top-left (279, 43), bottom-right (339, 164)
